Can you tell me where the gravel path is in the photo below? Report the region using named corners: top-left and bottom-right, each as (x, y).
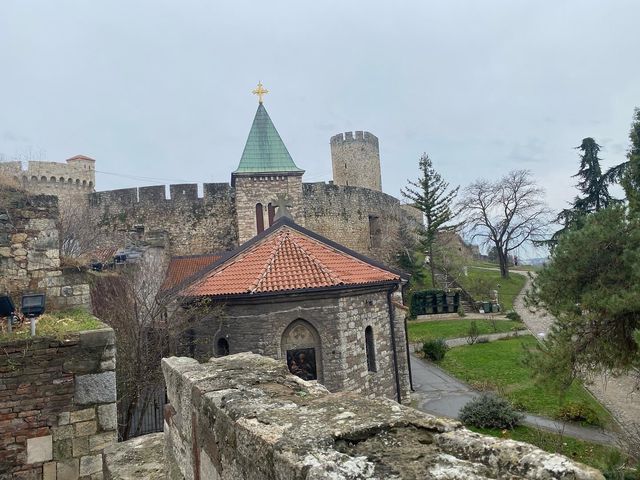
top-left (512, 270), bottom-right (640, 433)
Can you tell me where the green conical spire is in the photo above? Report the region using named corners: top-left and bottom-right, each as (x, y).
top-left (233, 104), bottom-right (303, 175)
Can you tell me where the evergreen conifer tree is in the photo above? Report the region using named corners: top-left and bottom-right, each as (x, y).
top-left (402, 154), bottom-right (459, 287)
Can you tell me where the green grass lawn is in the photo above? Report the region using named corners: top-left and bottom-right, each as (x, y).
top-left (0, 308), bottom-right (102, 341)
top-left (407, 319), bottom-right (525, 342)
top-left (458, 266), bottom-right (527, 311)
top-left (469, 425), bottom-right (622, 473)
top-left (439, 336), bottom-right (613, 427)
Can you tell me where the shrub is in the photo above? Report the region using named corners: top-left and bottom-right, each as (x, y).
top-left (556, 401), bottom-right (601, 426)
top-left (505, 311), bottom-right (522, 322)
top-left (459, 393), bottom-right (524, 429)
top-left (457, 308), bottom-right (466, 318)
top-left (422, 338), bottom-right (449, 361)
top-left (466, 321), bottom-right (480, 345)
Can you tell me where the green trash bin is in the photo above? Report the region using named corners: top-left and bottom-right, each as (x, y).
top-left (482, 301), bottom-right (492, 313)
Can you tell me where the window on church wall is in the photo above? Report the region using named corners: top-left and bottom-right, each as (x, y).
top-left (256, 203), bottom-right (265, 233)
top-left (369, 215), bottom-right (382, 248)
top-left (268, 203), bottom-right (276, 226)
top-left (365, 326), bottom-right (377, 372)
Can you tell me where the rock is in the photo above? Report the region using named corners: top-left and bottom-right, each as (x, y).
top-left (103, 433), bottom-right (166, 480)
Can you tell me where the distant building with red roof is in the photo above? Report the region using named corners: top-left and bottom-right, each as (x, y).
top-left (171, 217), bottom-right (412, 404)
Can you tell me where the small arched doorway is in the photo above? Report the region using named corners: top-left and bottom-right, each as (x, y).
top-left (216, 338), bottom-right (230, 357)
top-left (281, 319), bottom-right (322, 382)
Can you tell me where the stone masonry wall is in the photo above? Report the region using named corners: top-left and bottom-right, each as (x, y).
top-left (234, 174), bottom-right (304, 244)
top-left (303, 182), bottom-right (419, 266)
top-left (0, 158), bottom-right (95, 203)
top-left (0, 327), bottom-right (117, 480)
top-left (162, 352), bottom-right (604, 480)
top-left (89, 183), bottom-right (237, 256)
top-left (0, 187), bottom-right (91, 311)
top-left (0, 188), bottom-right (62, 298)
top-left (197, 288), bottom-right (410, 404)
top-left (330, 131), bottom-right (382, 192)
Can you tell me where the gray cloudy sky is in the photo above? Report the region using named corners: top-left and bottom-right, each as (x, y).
top-left (1, 1), bottom-right (639, 216)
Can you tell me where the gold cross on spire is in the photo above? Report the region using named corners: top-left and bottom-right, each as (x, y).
top-left (252, 81), bottom-right (269, 104)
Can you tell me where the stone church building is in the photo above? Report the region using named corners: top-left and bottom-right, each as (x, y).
top-left (166, 217), bottom-right (412, 404)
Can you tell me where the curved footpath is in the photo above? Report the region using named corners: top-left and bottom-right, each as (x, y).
top-left (512, 270), bottom-right (640, 434)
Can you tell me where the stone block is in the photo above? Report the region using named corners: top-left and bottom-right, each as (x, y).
top-left (26, 434), bottom-right (53, 464)
top-left (97, 403), bottom-right (117, 431)
top-left (74, 420), bottom-right (97, 436)
top-left (12, 233), bottom-right (28, 243)
top-left (79, 329), bottom-right (115, 348)
top-left (70, 408), bottom-right (95, 424)
top-left (54, 438), bottom-right (73, 460)
top-left (58, 411), bottom-right (71, 426)
top-left (89, 431), bottom-right (117, 453)
top-left (43, 461), bottom-right (57, 480)
top-left (74, 372), bottom-right (116, 405)
top-left (73, 436), bottom-right (90, 457)
top-left (79, 454), bottom-right (102, 476)
top-left (53, 424), bottom-right (74, 441)
top-left (57, 458), bottom-right (79, 480)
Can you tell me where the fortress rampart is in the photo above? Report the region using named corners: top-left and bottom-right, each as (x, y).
top-left (304, 182), bottom-right (420, 265)
top-left (0, 156), bottom-right (95, 201)
top-left (87, 181), bottom-right (419, 264)
top-left (90, 183), bottom-right (238, 256)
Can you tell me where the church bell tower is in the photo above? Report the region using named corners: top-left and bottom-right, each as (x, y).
top-left (232, 83), bottom-right (305, 243)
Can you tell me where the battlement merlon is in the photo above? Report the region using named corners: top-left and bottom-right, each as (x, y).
top-left (90, 183), bottom-right (234, 207)
top-left (330, 131), bottom-right (379, 147)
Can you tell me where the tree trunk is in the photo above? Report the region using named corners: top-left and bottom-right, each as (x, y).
top-left (428, 243), bottom-right (436, 288)
top-left (497, 246), bottom-right (509, 279)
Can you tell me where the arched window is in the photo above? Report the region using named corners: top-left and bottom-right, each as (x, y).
top-left (267, 203), bottom-right (276, 226)
top-left (59, 177), bottom-right (65, 183)
top-left (82, 180), bottom-right (87, 186)
top-left (50, 176), bottom-right (56, 182)
top-left (40, 176), bottom-right (47, 182)
top-left (365, 326), bottom-right (376, 372)
top-left (216, 338), bottom-right (229, 357)
top-left (256, 203), bottom-right (265, 233)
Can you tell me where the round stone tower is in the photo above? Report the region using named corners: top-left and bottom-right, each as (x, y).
top-left (330, 131), bottom-right (382, 191)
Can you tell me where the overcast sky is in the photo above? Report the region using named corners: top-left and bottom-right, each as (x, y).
top-left (1, 1), bottom-right (638, 232)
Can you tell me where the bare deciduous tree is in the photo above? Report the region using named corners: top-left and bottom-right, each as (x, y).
top-left (57, 197), bottom-right (116, 261)
top-left (458, 170), bottom-right (551, 278)
top-left (91, 249), bottom-right (225, 439)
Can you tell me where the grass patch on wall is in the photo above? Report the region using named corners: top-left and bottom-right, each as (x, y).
top-left (407, 319), bottom-right (525, 342)
top-left (439, 336), bottom-right (613, 427)
top-left (0, 308), bottom-right (102, 341)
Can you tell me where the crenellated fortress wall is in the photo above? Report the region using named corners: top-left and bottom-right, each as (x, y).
top-left (0, 156), bottom-right (95, 202)
top-left (87, 180), bottom-right (420, 263)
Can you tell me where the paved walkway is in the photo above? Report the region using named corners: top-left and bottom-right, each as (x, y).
top-left (511, 271), bottom-right (640, 431)
top-left (409, 329), bottom-right (528, 353)
top-left (410, 353), bottom-right (618, 446)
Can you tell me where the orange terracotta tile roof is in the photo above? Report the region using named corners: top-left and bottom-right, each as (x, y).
top-left (161, 253), bottom-right (222, 292)
top-left (181, 222), bottom-right (402, 297)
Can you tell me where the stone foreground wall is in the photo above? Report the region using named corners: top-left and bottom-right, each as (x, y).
top-left (162, 353), bottom-right (604, 480)
top-left (0, 327), bottom-right (117, 480)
